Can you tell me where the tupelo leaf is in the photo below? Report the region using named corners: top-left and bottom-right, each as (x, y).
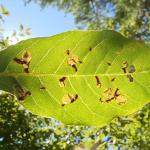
top-left (0, 30), bottom-right (149, 126)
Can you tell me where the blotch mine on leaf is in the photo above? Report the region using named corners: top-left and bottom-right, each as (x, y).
top-left (103, 88), bottom-right (114, 103)
top-left (13, 85), bottom-right (31, 101)
top-left (22, 51), bottom-right (32, 63)
top-left (95, 76), bottom-right (101, 88)
top-left (13, 51), bottom-right (32, 73)
top-left (61, 93), bottom-right (78, 107)
top-left (40, 86), bottom-right (46, 90)
top-left (122, 61), bottom-right (128, 73)
top-left (59, 76), bottom-right (67, 87)
top-left (116, 95), bottom-right (127, 105)
top-left (13, 58), bottom-right (25, 64)
top-left (107, 62), bottom-right (111, 66)
top-left (101, 88), bottom-right (126, 105)
top-left (67, 53), bottom-right (82, 72)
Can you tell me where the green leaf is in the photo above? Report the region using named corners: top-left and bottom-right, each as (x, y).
top-left (0, 30), bottom-right (149, 126)
top-left (19, 24), bottom-right (24, 32)
top-left (0, 5), bottom-right (10, 16)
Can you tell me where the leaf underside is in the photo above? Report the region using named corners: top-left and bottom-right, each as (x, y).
top-left (0, 30), bottom-right (149, 126)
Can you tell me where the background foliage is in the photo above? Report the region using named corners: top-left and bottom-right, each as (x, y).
top-left (25, 0), bottom-right (150, 43)
top-left (0, 1), bottom-right (150, 150)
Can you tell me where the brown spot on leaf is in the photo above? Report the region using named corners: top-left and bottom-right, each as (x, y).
top-left (17, 90), bottom-right (31, 101)
top-left (111, 77), bottom-right (116, 82)
top-left (66, 49), bottom-right (70, 55)
top-left (100, 88), bottom-right (126, 105)
top-left (22, 51), bottom-right (32, 63)
top-left (116, 95), bottom-right (126, 105)
top-left (61, 93), bottom-right (78, 107)
top-left (59, 76), bottom-right (67, 87)
top-left (103, 88), bottom-right (114, 103)
top-left (122, 61), bottom-right (128, 73)
top-left (95, 76), bottom-right (101, 88)
top-left (127, 74), bottom-right (134, 82)
top-left (40, 86), bottom-right (46, 90)
top-left (89, 47), bottom-right (92, 51)
top-left (107, 62), bottom-right (111, 66)
top-left (14, 51), bottom-right (32, 73)
top-left (13, 58), bottom-right (25, 64)
top-left (72, 64), bottom-right (77, 72)
top-left (67, 53), bottom-right (82, 72)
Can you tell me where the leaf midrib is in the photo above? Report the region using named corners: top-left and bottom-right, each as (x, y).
top-left (0, 70), bottom-right (149, 77)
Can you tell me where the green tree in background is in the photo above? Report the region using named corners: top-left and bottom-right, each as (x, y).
top-left (0, 2), bottom-right (150, 150)
top-left (25, 0), bottom-right (150, 43)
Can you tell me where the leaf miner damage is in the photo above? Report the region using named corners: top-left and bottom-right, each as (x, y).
top-left (66, 50), bottom-right (82, 72)
top-left (100, 88), bottom-right (126, 105)
top-left (14, 51), bottom-right (32, 73)
top-left (61, 93), bottom-right (78, 107)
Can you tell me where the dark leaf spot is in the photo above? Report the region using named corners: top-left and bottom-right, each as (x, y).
top-left (17, 91), bottom-right (31, 101)
top-left (122, 61), bottom-right (128, 73)
top-left (111, 77), bottom-right (116, 82)
top-left (59, 76), bottom-right (67, 87)
top-left (72, 64), bottom-right (77, 72)
top-left (127, 74), bottom-right (134, 82)
top-left (95, 76), bottom-right (101, 88)
top-left (40, 86), bottom-right (46, 90)
top-left (66, 50), bottom-right (70, 55)
top-left (89, 47), bottom-right (92, 51)
top-left (101, 88), bottom-right (126, 105)
top-left (13, 58), bottom-right (25, 64)
top-left (13, 51), bottom-right (32, 73)
top-left (107, 62), bottom-right (111, 66)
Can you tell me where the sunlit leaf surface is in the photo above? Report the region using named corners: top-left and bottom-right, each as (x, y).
top-left (0, 30), bottom-right (149, 126)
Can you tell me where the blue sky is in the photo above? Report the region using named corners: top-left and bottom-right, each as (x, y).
top-left (0, 0), bottom-right (77, 38)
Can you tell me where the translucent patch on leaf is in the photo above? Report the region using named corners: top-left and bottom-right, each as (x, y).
top-left (100, 88), bottom-right (126, 105)
top-left (67, 50), bottom-right (82, 72)
top-left (61, 93), bottom-right (78, 107)
top-left (116, 95), bottom-right (127, 105)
